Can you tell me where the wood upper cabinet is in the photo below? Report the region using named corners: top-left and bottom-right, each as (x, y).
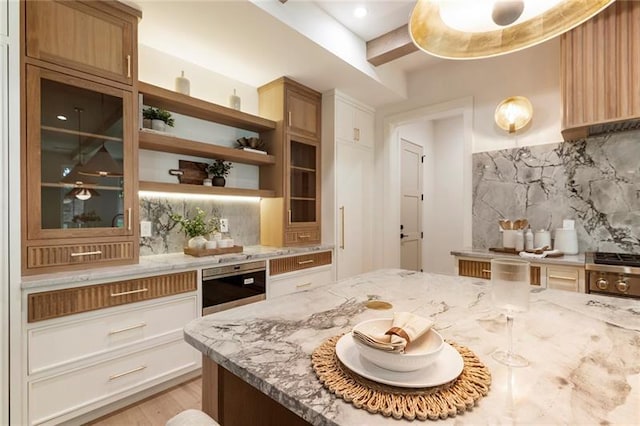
top-left (22, 65), bottom-right (138, 274)
top-left (258, 77), bottom-right (322, 247)
top-left (560, 1), bottom-right (640, 140)
top-left (25, 0), bottom-right (140, 85)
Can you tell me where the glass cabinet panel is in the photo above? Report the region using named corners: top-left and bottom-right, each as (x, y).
top-left (289, 140), bottom-right (317, 223)
top-left (27, 66), bottom-right (133, 238)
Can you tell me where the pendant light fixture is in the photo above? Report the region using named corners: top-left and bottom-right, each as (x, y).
top-left (78, 144), bottom-right (123, 177)
top-left (495, 96), bottom-right (533, 133)
top-left (409, 0), bottom-right (615, 60)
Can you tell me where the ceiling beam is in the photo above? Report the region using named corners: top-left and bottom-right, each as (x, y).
top-left (366, 24), bottom-right (418, 66)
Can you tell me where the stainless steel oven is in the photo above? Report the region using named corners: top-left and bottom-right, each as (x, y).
top-left (202, 260), bottom-right (266, 315)
top-left (585, 252), bottom-right (640, 299)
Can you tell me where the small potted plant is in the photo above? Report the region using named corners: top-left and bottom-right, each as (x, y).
top-left (170, 207), bottom-right (219, 249)
top-left (206, 159), bottom-right (233, 187)
top-left (142, 107), bottom-right (175, 132)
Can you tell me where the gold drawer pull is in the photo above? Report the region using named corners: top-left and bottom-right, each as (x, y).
top-left (110, 288), bottom-right (148, 297)
top-left (109, 365), bottom-right (146, 381)
top-left (296, 282), bottom-right (312, 289)
top-left (108, 322), bottom-right (147, 335)
top-left (70, 250), bottom-right (102, 257)
top-left (126, 54), bottom-right (131, 78)
top-left (298, 234), bottom-right (310, 239)
top-left (548, 275), bottom-right (576, 281)
top-left (298, 259), bottom-right (314, 265)
top-left (481, 269), bottom-right (492, 274)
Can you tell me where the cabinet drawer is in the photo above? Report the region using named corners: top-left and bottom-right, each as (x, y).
top-left (26, 241), bottom-right (135, 271)
top-left (270, 251), bottom-right (332, 276)
top-left (28, 296), bottom-right (197, 374)
top-left (284, 229), bottom-right (320, 245)
top-left (546, 266), bottom-right (580, 292)
top-left (28, 339), bottom-right (198, 426)
top-left (458, 259), bottom-right (541, 285)
top-left (268, 267), bottom-right (333, 299)
top-left (28, 271), bottom-right (197, 323)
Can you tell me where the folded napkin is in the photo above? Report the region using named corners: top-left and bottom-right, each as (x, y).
top-left (519, 249), bottom-right (561, 259)
top-left (352, 312), bottom-right (434, 353)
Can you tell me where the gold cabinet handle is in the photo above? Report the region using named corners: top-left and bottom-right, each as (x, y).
top-left (109, 365), bottom-right (146, 381)
top-left (548, 275), bottom-right (576, 281)
top-left (340, 206), bottom-right (345, 249)
top-left (298, 259), bottom-right (314, 265)
top-left (288, 209), bottom-right (292, 225)
top-left (481, 269), bottom-right (492, 274)
top-left (288, 111), bottom-right (292, 127)
top-left (298, 234), bottom-right (310, 239)
top-left (296, 282), bottom-right (312, 289)
top-left (127, 208), bottom-right (132, 231)
top-left (70, 250), bottom-right (102, 257)
top-left (108, 322), bottom-right (147, 335)
top-left (110, 288), bottom-right (148, 297)
top-left (126, 55), bottom-right (131, 78)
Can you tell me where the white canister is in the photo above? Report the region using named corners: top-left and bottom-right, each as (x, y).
top-left (554, 228), bottom-right (578, 254)
top-left (175, 70), bottom-right (190, 95)
top-left (502, 230), bottom-right (518, 248)
top-left (514, 231), bottom-right (524, 252)
top-left (534, 230), bottom-right (551, 249)
top-left (205, 240), bottom-right (217, 250)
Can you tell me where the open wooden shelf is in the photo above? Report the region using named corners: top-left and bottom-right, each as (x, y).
top-left (138, 130), bottom-right (275, 166)
top-left (139, 181), bottom-right (275, 198)
top-left (138, 82), bottom-right (277, 133)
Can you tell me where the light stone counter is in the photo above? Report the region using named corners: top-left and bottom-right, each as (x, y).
top-left (21, 244), bottom-right (333, 291)
top-left (451, 248), bottom-right (586, 267)
top-left (184, 269), bottom-right (640, 425)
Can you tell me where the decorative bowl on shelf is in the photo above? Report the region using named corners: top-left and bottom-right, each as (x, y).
top-left (236, 137), bottom-right (265, 151)
top-left (351, 318), bottom-right (444, 372)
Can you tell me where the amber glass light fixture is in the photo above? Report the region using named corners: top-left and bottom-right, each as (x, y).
top-left (409, 0), bottom-right (615, 59)
top-left (494, 96), bottom-right (532, 133)
top-left (79, 144), bottom-right (123, 177)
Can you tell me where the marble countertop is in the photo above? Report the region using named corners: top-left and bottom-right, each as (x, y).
top-left (184, 269), bottom-right (640, 425)
top-left (451, 247), bottom-right (586, 266)
top-left (21, 244), bottom-right (333, 291)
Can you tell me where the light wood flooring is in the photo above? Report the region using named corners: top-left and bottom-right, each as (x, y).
top-left (87, 377), bottom-right (202, 425)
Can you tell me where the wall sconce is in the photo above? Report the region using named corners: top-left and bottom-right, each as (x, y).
top-left (409, 0), bottom-right (614, 59)
top-left (495, 96), bottom-right (533, 134)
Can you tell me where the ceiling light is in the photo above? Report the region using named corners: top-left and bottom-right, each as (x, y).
top-left (495, 96), bottom-right (533, 133)
top-left (78, 144), bottom-right (123, 177)
top-left (409, 0), bottom-right (615, 59)
top-left (57, 115), bottom-right (67, 121)
top-left (354, 6), bottom-right (367, 19)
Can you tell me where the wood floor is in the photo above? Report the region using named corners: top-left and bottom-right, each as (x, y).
top-left (87, 377), bottom-right (202, 425)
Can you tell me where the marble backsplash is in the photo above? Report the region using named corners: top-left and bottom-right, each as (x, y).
top-left (473, 130), bottom-right (640, 253)
top-left (139, 195), bottom-right (260, 255)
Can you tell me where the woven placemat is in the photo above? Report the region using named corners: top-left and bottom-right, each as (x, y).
top-left (311, 335), bottom-right (491, 421)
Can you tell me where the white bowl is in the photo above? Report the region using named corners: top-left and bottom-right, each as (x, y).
top-left (352, 318), bottom-right (444, 372)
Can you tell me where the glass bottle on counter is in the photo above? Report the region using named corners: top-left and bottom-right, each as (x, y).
top-left (525, 225), bottom-right (534, 251)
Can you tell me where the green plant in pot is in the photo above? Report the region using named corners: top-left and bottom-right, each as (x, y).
top-left (142, 107), bottom-right (175, 131)
top-left (170, 207), bottom-right (219, 249)
top-left (206, 159), bottom-right (233, 187)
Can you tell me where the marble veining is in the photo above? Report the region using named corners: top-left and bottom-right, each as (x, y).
top-left (139, 194), bottom-right (260, 255)
top-left (473, 130), bottom-right (640, 253)
top-left (184, 269), bottom-right (640, 425)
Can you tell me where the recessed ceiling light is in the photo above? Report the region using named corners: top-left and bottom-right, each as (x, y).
top-left (354, 6), bottom-right (367, 19)
top-left (57, 115), bottom-right (67, 121)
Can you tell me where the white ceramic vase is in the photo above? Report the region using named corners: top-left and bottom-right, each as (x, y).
top-left (151, 119), bottom-right (166, 132)
top-left (188, 235), bottom-right (207, 249)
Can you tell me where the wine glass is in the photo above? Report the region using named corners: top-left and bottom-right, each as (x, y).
top-left (491, 258), bottom-right (530, 367)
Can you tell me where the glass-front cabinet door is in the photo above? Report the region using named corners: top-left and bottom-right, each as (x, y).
top-left (26, 65), bottom-right (134, 239)
top-left (287, 137), bottom-right (319, 226)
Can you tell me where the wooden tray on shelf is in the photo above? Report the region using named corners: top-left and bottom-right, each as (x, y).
top-left (489, 247), bottom-right (564, 257)
top-left (183, 245), bottom-right (243, 257)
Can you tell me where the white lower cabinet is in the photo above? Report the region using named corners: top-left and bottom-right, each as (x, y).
top-left (29, 338), bottom-right (197, 425)
top-left (25, 292), bottom-right (200, 425)
top-left (545, 265), bottom-right (585, 292)
top-left (268, 266), bottom-right (333, 299)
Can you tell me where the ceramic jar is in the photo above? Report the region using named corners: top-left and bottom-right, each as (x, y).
top-left (187, 235), bottom-right (207, 249)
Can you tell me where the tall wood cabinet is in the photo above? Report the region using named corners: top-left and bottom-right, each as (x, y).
top-left (560, 1), bottom-right (640, 140)
top-left (258, 77), bottom-right (322, 246)
top-left (21, 0), bottom-right (141, 275)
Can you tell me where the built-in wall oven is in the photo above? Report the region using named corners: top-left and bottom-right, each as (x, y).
top-left (202, 260), bottom-right (266, 315)
top-left (585, 252), bottom-right (640, 299)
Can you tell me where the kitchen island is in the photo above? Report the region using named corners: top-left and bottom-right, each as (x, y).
top-left (184, 269), bottom-right (640, 425)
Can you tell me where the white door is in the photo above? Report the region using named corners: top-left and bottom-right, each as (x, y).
top-left (400, 139), bottom-right (423, 271)
top-left (336, 142), bottom-right (373, 279)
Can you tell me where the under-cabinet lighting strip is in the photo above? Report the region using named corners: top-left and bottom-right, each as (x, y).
top-left (139, 190), bottom-right (261, 203)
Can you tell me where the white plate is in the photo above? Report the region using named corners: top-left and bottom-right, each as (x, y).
top-left (335, 333), bottom-right (464, 388)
